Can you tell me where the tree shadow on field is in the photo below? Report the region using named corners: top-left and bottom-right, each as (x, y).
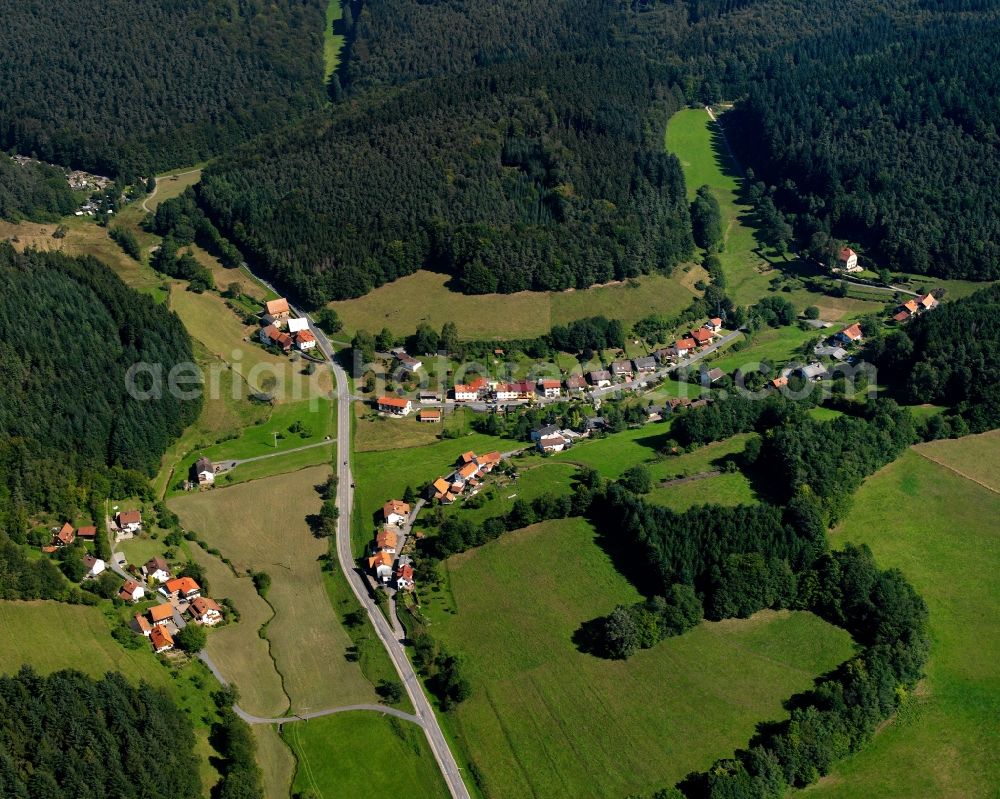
top-left (571, 616), bottom-right (612, 659)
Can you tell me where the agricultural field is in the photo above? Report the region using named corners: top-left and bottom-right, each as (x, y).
top-left (169, 466), bottom-right (378, 715)
top-left (423, 517), bottom-right (855, 799)
top-left (912, 428), bottom-right (1000, 493)
top-left (254, 725), bottom-right (297, 799)
top-left (285, 711), bottom-right (448, 799)
top-left (814, 447), bottom-right (1000, 798)
top-left (327, 269), bottom-right (703, 340)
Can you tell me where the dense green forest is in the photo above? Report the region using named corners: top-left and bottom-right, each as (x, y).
top-left (0, 158), bottom-right (79, 222)
top-left (729, 9), bottom-right (1000, 280)
top-left (0, 667), bottom-right (201, 798)
top-left (0, 0), bottom-right (325, 177)
top-left (199, 52), bottom-right (693, 302)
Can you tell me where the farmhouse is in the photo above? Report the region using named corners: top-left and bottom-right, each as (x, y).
top-left (918, 292), bottom-right (939, 310)
top-left (417, 408), bottom-right (441, 423)
top-left (116, 510), bottom-right (142, 534)
top-left (376, 527), bottom-right (399, 554)
top-left (194, 456), bottom-right (215, 486)
top-left (260, 324), bottom-right (293, 352)
top-left (836, 323), bottom-right (864, 345)
top-left (162, 577), bottom-right (201, 601)
top-left (119, 580), bottom-right (145, 603)
top-left (76, 525), bottom-right (97, 540)
top-left (264, 298), bottom-right (290, 320)
top-left (836, 247), bottom-right (861, 273)
top-left (431, 477), bottom-right (453, 503)
top-left (150, 626), bottom-right (174, 654)
top-left (377, 396), bottom-right (412, 416)
top-left (632, 356), bottom-right (656, 374)
top-left (588, 370), bottom-right (612, 387)
top-left (188, 596), bottom-right (223, 626)
top-left (383, 499), bottom-right (411, 526)
top-left (294, 329), bottom-right (317, 351)
top-left (539, 379), bottom-right (562, 398)
top-left (691, 328), bottom-right (714, 346)
top-left (53, 523), bottom-right (75, 547)
top-left (143, 557), bottom-right (171, 584)
top-left (148, 603), bottom-right (175, 627)
top-left (368, 551), bottom-right (394, 583)
top-left (81, 554), bottom-right (105, 579)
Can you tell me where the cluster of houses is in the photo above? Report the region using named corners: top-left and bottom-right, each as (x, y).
top-left (123, 557), bottom-right (223, 653)
top-left (45, 521), bottom-right (98, 552)
top-left (258, 298), bottom-right (317, 353)
top-left (892, 292), bottom-right (938, 324)
top-left (367, 500), bottom-right (415, 591)
top-left (427, 450), bottom-right (502, 505)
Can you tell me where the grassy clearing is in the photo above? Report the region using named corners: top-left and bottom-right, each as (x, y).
top-left (549, 424), bottom-right (675, 478)
top-left (353, 432), bottom-right (521, 550)
top-left (328, 270), bottom-right (702, 340)
top-left (708, 325), bottom-right (821, 374)
top-left (811, 448), bottom-right (1000, 798)
top-left (446, 461), bottom-right (578, 524)
top-left (354, 402), bottom-right (475, 452)
top-left (646, 471), bottom-right (757, 512)
top-left (423, 518), bottom-right (854, 799)
top-left (912, 428), bottom-right (1000, 493)
top-left (286, 711), bottom-right (448, 798)
top-left (147, 167), bottom-right (203, 211)
top-left (254, 725), bottom-right (297, 799)
top-left (169, 466), bottom-right (378, 715)
top-left (0, 600), bottom-right (222, 792)
top-left (324, 0), bottom-right (345, 82)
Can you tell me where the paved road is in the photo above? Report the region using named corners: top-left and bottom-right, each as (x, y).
top-left (242, 270), bottom-right (472, 799)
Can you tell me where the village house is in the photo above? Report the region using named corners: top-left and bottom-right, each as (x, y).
top-left (564, 374), bottom-right (586, 393)
top-left (771, 376), bottom-right (789, 390)
top-left (383, 499), bottom-right (411, 526)
top-left (376, 527), bottom-right (399, 554)
top-left (453, 383), bottom-right (481, 402)
top-left (494, 383), bottom-right (519, 401)
top-left (892, 310), bottom-right (911, 323)
top-left (76, 525), bottom-right (97, 541)
top-left (264, 298), bottom-right (291, 321)
top-left (705, 317), bottom-right (723, 333)
top-left (797, 362), bottom-right (829, 382)
top-left (537, 434), bottom-right (570, 454)
top-left (294, 329), bottom-right (317, 351)
top-left (194, 456), bottom-right (215, 486)
top-left (148, 603), bottom-right (175, 628)
top-left (538, 379), bottom-right (562, 398)
top-left (287, 317), bottom-right (310, 335)
top-left (430, 477), bottom-right (454, 504)
top-left (82, 554), bottom-right (105, 579)
top-left (150, 626), bottom-right (174, 654)
top-left (702, 367), bottom-right (726, 386)
top-left (691, 328), bottom-right (714, 347)
top-left (260, 324), bottom-right (293, 352)
top-left (119, 580), bottom-right (145, 603)
top-left (588, 369), bottom-right (612, 387)
top-left (419, 391), bottom-right (440, 404)
top-left (395, 562), bottom-right (415, 591)
top-left (143, 557), bottom-right (171, 584)
top-left (417, 408), bottom-right (441, 423)
top-left (116, 510), bottom-right (142, 535)
top-left (836, 247), bottom-right (861, 273)
top-left (585, 416), bottom-right (606, 432)
top-left (918, 292), bottom-right (939, 311)
top-left (653, 347), bottom-right (673, 363)
top-left (610, 360), bottom-right (633, 380)
top-left (815, 344), bottom-right (849, 361)
top-left (836, 323), bottom-right (864, 345)
top-left (53, 522), bottom-right (75, 547)
top-left (188, 596), bottom-right (223, 626)
top-left (368, 551), bottom-right (394, 583)
top-left (643, 405), bottom-right (664, 422)
top-left (377, 396), bottom-right (412, 416)
top-left (632, 356), bottom-right (656, 374)
top-left (395, 352), bottom-right (423, 373)
top-left (161, 576), bottom-right (201, 602)
top-left (133, 613), bottom-right (152, 637)
top-left (674, 337), bottom-right (698, 358)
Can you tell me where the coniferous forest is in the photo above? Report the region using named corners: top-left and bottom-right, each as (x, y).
top-left (0, 0), bottom-right (325, 177)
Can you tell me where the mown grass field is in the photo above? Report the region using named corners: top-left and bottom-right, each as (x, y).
top-left (324, 0), bottom-right (345, 82)
top-left (286, 712), bottom-right (448, 799)
top-left (810, 447), bottom-right (1000, 798)
top-left (424, 518), bottom-right (855, 799)
top-left (169, 466), bottom-right (378, 715)
top-left (0, 600), bottom-right (222, 792)
top-left (646, 471), bottom-right (757, 512)
top-left (912, 428), bottom-right (1000, 492)
top-left (327, 269), bottom-right (702, 340)
top-left (549, 424), bottom-right (675, 478)
top-left (147, 167), bottom-right (203, 211)
top-left (707, 325), bottom-right (821, 374)
top-left (354, 401), bottom-right (475, 452)
top-left (446, 460), bottom-right (579, 524)
top-left (254, 725), bottom-right (297, 799)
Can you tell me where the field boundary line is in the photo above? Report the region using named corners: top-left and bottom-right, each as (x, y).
top-left (912, 448), bottom-right (1000, 495)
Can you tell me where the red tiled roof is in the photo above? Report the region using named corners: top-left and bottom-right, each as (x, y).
top-left (118, 510), bottom-right (141, 525)
top-left (691, 328), bottom-right (713, 344)
top-left (676, 337), bottom-right (697, 350)
top-left (76, 525), bottom-right (97, 538)
top-left (149, 604), bottom-right (175, 623)
top-left (377, 395), bottom-right (410, 409)
top-left (265, 298), bottom-right (290, 316)
top-left (377, 528), bottom-right (398, 549)
top-left (165, 577), bottom-right (200, 595)
top-left (840, 323), bottom-right (863, 341)
top-left (383, 499), bottom-right (410, 518)
top-left (150, 626), bottom-right (173, 651)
